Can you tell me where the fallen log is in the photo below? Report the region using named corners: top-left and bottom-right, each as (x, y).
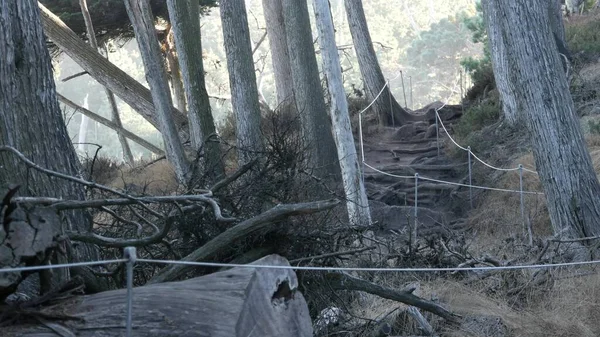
top-left (1, 255), bottom-right (313, 337)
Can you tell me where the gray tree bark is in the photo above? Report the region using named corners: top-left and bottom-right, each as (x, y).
top-left (167, 0), bottom-right (225, 182)
top-left (282, 0), bottom-right (341, 180)
top-left (344, 0), bottom-right (418, 126)
top-left (482, 0), bottom-right (519, 124)
top-left (484, 0), bottom-right (600, 243)
top-left (79, 0), bottom-right (134, 165)
top-left (261, 0), bottom-right (294, 107)
top-left (0, 0), bottom-right (99, 287)
top-left (124, 0), bottom-right (190, 183)
top-left (220, 0), bottom-right (265, 164)
top-left (38, 3), bottom-right (189, 135)
top-left (313, 0), bottom-right (371, 226)
top-left (166, 46), bottom-right (188, 113)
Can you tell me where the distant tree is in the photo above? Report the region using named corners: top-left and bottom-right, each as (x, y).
top-left (262, 0), bottom-right (294, 108)
top-left (167, 0), bottom-right (225, 182)
top-left (313, 0), bottom-right (371, 226)
top-left (344, 0), bottom-right (417, 126)
top-left (483, 0), bottom-right (600, 248)
top-left (0, 0), bottom-right (102, 291)
top-left (124, 0), bottom-right (190, 183)
top-left (78, 0), bottom-right (134, 165)
top-left (220, 0), bottom-right (265, 164)
top-left (282, 0), bottom-right (340, 180)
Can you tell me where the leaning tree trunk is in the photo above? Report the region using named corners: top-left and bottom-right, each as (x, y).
top-left (261, 0), bottom-right (294, 107)
top-left (167, 0), bottom-right (225, 182)
top-left (220, 0), bottom-right (265, 165)
top-left (38, 3), bottom-right (189, 135)
top-left (313, 0), bottom-right (371, 227)
top-left (484, 0), bottom-right (600, 245)
top-left (0, 0), bottom-right (100, 290)
top-left (79, 0), bottom-right (134, 165)
top-left (124, 0), bottom-right (190, 183)
top-left (282, 0), bottom-right (341, 180)
top-left (481, 0), bottom-right (519, 124)
top-left (344, 0), bottom-right (418, 126)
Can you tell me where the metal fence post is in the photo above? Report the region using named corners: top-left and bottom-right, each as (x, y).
top-left (435, 111), bottom-right (440, 157)
top-left (414, 173), bottom-right (419, 225)
top-left (468, 146), bottom-right (473, 208)
top-left (124, 246), bottom-right (137, 337)
top-left (518, 164), bottom-right (527, 237)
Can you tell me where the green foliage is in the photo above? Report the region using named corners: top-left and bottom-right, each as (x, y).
top-left (565, 12), bottom-right (600, 54)
top-left (454, 98), bottom-right (500, 140)
top-left (588, 120), bottom-right (600, 135)
top-left (459, 1), bottom-right (492, 87)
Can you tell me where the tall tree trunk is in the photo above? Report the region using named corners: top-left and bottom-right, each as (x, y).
top-left (166, 47), bottom-right (187, 113)
top-left (78, 94), bottom-right (91, 152)
top-left (124, 0), bottom-right (190, 183)
top-left (220, 0), bottom-right (265, 164)
top-left (282, 0), bottom-right (341, 180)
top-left (313, 0), bottom-right (371, 226)
top-left (484, 0), bottom-right (600, 245)
top-left (481, 0), bottom-right (519, 124)
top-left (0, 0), bottom-right (99, 288)
top-left (344, 0), bottom-right (418, 127)
top-left (78, 0), bottom-right (134, 165)
top-left (167, 0), bottom-right (225, 182)
top-left (38, 3), bottom-right (189, 135)
top-left (261, 0), bottom-right (294, 107)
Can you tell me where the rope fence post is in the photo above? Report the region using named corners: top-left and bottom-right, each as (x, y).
top-left (400, 70), bottom-right (408, 108)
top-left (518, 164), bottom-right (526, 237)
top-left (435, 111), bottom-right (440, 157)
top-left (468, 146), bottom-right (473, 208)
top-left (409, 76), bottom-right (413, 109)
top-left (387, 80), bottom-right (394, 127)
top-left (413, 173), bottom-right (419, 251)
top-left (124, 246), bottom-right (137, 337)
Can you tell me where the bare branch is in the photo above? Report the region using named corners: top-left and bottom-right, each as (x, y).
top-left (148, 199), bottom-right (341, 284)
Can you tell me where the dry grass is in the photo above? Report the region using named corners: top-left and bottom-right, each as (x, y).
top-left (108, 158), bottom-right (180, 195)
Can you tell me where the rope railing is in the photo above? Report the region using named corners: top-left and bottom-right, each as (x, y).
top-left (357, 71), bottom-right (545, 243)
top-left (1, 250), bottom-right (600, 337)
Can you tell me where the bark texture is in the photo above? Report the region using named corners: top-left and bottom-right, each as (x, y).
top-left (482, 0), bottom-right (519, 124)
top-left (167, 0), bottom-right (225, 181)
top-left (313, 0), bottom-right (371, 227)
top-left (344, 0), bottom-right (418, 126)
top-left (0, 0), bottom-right (97, 283)
top-left (485, 0), bottom-right (600, 242)
top-left (124, 0), bottom-right (190, 183)
top-left (262, 0), bottom-right (294, 107)
top-left (220, 0), bottom-right (265, 164)
top-left (79, 0), bottom-right (134, 164)
top-left (38, 3), bottom-right (189, 134)
top-left (282, 0), bottom-right (340, 180)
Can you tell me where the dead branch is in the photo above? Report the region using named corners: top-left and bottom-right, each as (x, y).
top-left (324, 272), bottom-right (461, 322)
top-left (289, 247), bottom-right (375, 264)
top-left (148, 199), bottom-right (341, 284)
top-left (210, 159), bottom-right (257, 193)
top-left (58, 93), bottom-right (164, 155)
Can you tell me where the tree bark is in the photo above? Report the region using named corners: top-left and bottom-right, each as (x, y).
top-left (3, 255), bottom-right (313, 337)
top-left (0, 0), bottom-right (98, 287)
top-left (313, 0), bottom-right (371, 227)
top-left (220, 0), bottom-right (265, 165)
top-left (344, 0), bottom-right (418, 126)
top-left (481, 0), bottom-right (519, 124)
top-left (79, 0), bottom-right (134, 165)
top-left (38, 3), bottom-right (189, 134)
top-left (282, 0), bottom-right (341, 180)
top-left (124, 0), bottom-right (190, 183)
top-left (167, 0), bottom-right (225, 182)
top-left (261, 0), bottom-right (294, 107)
top-left (484, 0), bottom-right (600, 244)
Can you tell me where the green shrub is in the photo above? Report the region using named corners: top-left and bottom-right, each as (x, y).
top-left (454, 99), bottom-right (500, 139)
top-left (565, 12), bottom-right (600, 54)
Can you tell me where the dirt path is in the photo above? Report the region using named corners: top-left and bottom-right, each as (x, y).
top-left (360, 105), bottom-right (469, 239)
